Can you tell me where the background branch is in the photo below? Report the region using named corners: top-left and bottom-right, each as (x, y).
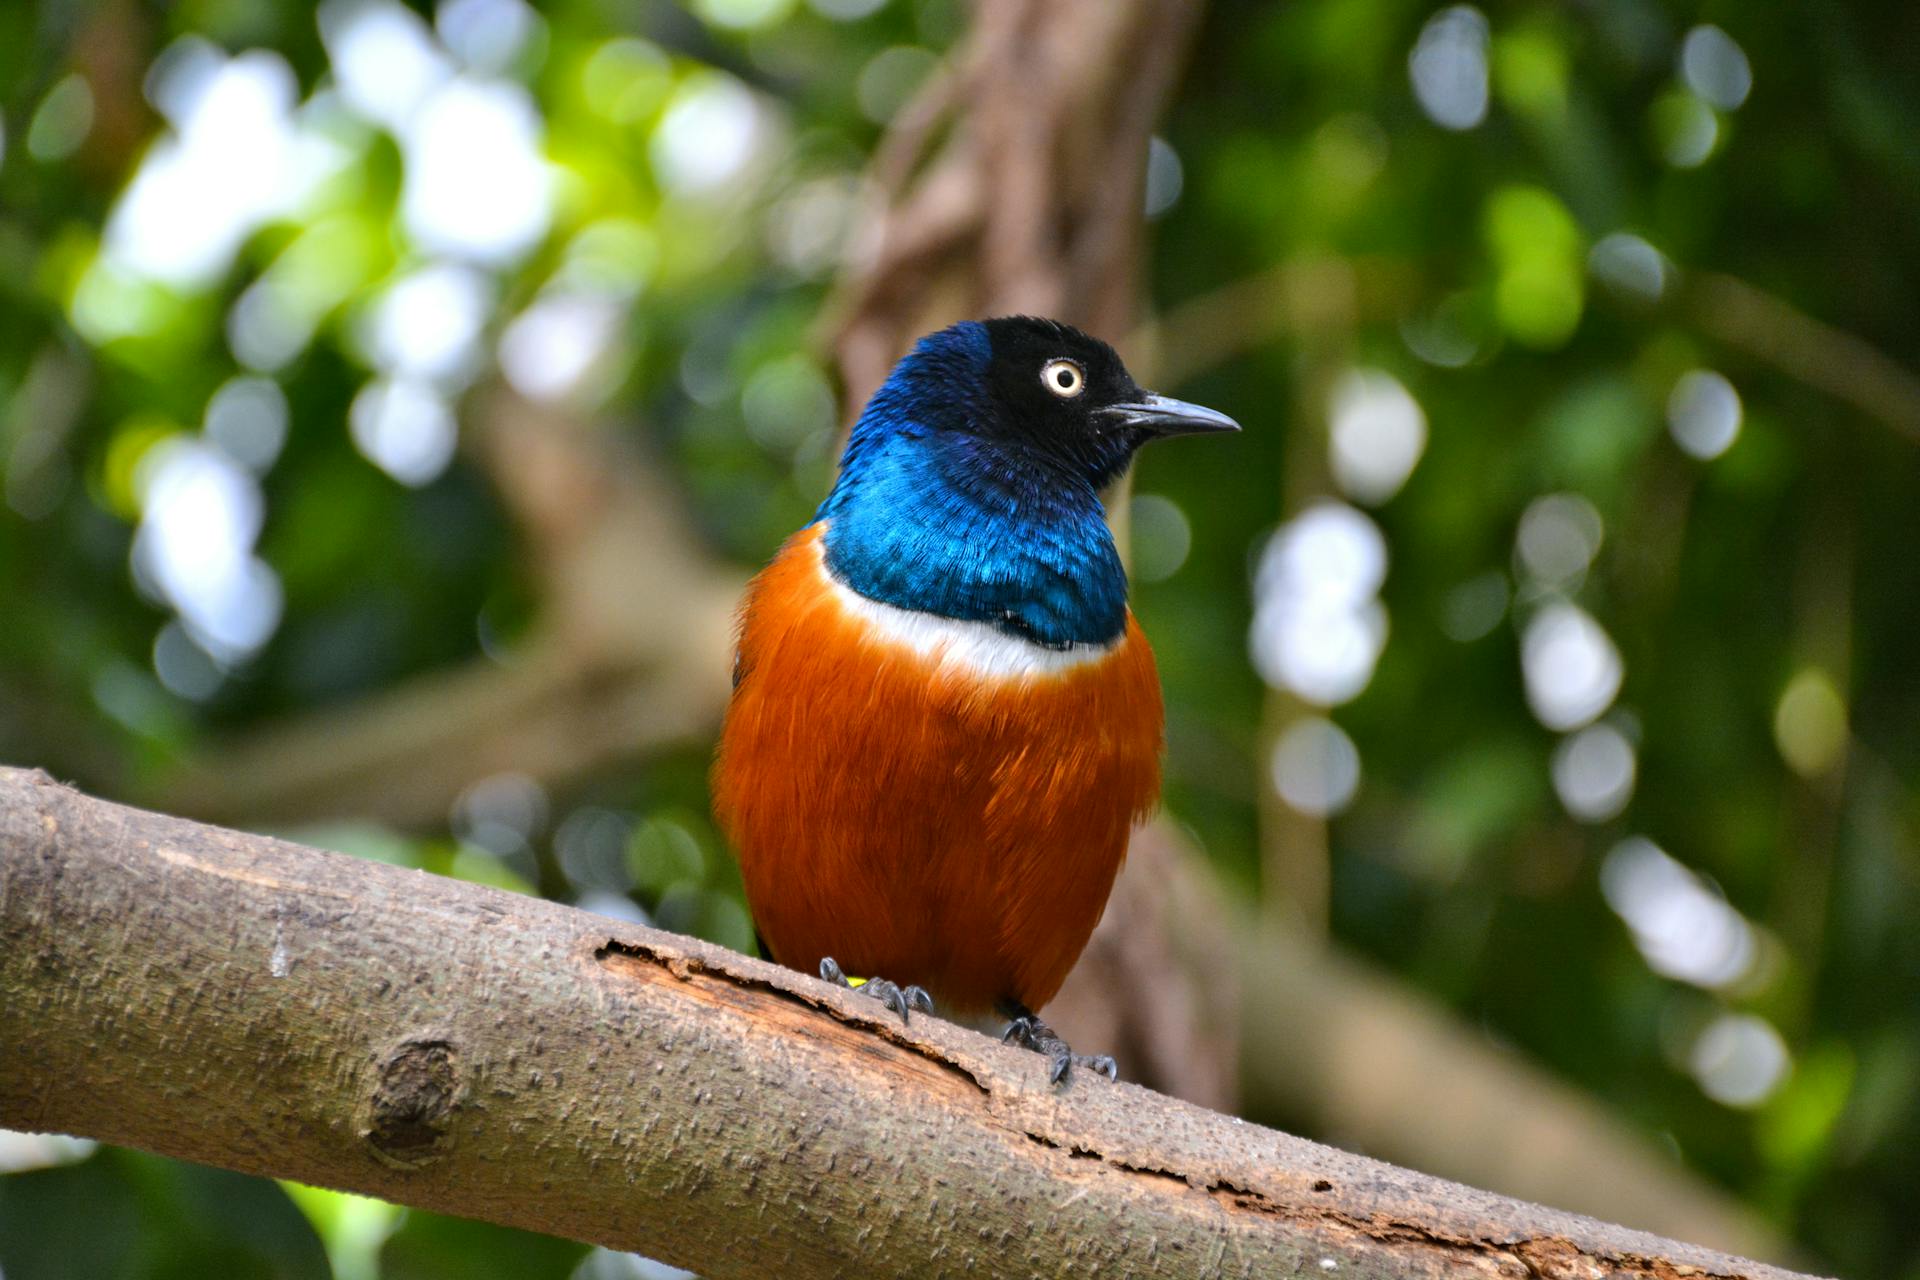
top-left (0, 769), bottom-right (1818, 1280)
top-left (1684, 271), bottom-right (1920, 444)
top-left (155, 387), bottom-right (741, 829)
top-left (1236, 920), bottom-right (1789, 1261)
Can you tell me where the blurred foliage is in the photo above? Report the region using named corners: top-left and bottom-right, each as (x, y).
top-left (2, 0), bottom-right (1918, 1277)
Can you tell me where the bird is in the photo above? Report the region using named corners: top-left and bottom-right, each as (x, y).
top-left (711, 315), bottom-right (1238, 1083)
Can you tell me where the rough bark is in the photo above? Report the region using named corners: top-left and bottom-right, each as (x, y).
top-left (0, 769), bottom-right (1822, 1280)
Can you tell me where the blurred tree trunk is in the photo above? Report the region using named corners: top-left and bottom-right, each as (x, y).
top-left (825, 0), bottom-right (1202, 404)
top-left (0, 769), bottom-right (1818, 1280)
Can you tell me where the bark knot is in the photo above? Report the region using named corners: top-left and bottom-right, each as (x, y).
top-left (364, 1037), bottom-right (461, 1169)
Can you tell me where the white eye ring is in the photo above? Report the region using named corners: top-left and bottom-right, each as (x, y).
top-left (1041, 358), bottom-right (1085, 398)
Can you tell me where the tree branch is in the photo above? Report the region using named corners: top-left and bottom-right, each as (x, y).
top-left (0, 769), bottom-right (1822, 1280)
top-left (1684, 271), bottom-right (1920, 445)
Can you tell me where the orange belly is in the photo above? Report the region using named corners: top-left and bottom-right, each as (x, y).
top-left (711, 523), bottom-right (1163, 1013)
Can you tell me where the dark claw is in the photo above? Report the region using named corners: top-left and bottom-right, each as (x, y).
top-left (998, 1005), bottom-right (1117, 1087)
top-left (1001, 1015), bottom-right (1042, 1052)
top-left (1047, 1046), bottom-right (1071, 1087)
top-left (818, 956), bottom-right (932, 1026)
top-left (866, 978), bottom-right (908, 1023)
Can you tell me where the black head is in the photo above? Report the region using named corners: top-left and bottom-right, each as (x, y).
top-left (973, 316), bottom-right (1239, 487)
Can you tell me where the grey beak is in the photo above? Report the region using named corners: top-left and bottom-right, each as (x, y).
top-left (1104, 392), bottom-right (1242, 438)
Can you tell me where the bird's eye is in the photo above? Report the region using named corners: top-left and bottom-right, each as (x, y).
top-left (1041, 358), bottom-right (1085, 399)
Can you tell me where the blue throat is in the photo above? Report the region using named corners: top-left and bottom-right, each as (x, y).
top-left (815, 325), bottom-right (1128, 649)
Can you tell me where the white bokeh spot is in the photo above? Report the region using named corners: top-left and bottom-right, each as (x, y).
top-left (321, 0), bottom-right (452, 131)
top-left (1551, 721), bottom-right (1637, 822)
top-left (651, 74), bottom-right (766, 197)
top-left (360, 261), bottom-right (493, 385)
top-left (1667, 369), bottom-right (1742, 460)
top-left (350, 377), bottom-right (458, 486)
top-left (1601, 837), bottom-right (1757, 989)
top-left (1516, 492), bottom-right (1603, 588)
top-left (1690, 1013), bottom-right (1789, 1108)
top-left (1589, 232), bottom-right (1668, 302)
top-left (1680, 25), bottom-right (1753, 112)
top-left (402, 77), bottom-right (553, 263)
top-left (1328, 368), bottom-right (1427, 505)
top-left (1271, 717), bottom-right (1362, 818)
top-left (132, 440), bottom-right (283, 663)
top-left (1521, 602), bottom-right (1622, 731)
top-left (1251, 503), bottom-right (1391, 706)
top-left (1410, 7), bottom-right (1490, 131)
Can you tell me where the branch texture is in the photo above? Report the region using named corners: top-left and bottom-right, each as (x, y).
top-left (0, 769), bottom-right (1821, 1280)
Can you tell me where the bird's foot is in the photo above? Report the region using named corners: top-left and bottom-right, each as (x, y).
top-left (819, 957), bottom-right (933, 1026)
top-left (999, 1004), bottom-right (1117, 1086)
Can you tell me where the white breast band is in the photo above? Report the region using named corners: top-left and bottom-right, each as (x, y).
top-left (817, 558), bottom-right (1121, 680)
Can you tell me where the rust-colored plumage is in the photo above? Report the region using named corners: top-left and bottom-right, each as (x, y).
top-left (712, 523), bottom-right (1163, 1014)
